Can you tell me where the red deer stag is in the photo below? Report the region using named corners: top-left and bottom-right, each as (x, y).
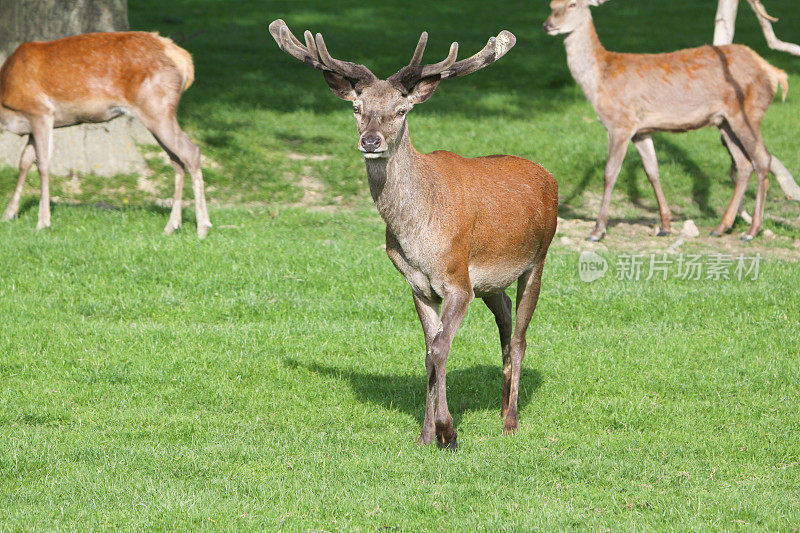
top-left (544, 0), bottom-right (788, 241)
top-left (269, 20), bottom-right (558, 448)
top-left (0, 32), bottom-right (212, 237)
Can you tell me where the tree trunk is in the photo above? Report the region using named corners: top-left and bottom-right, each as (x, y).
top-left (0, 0), bottom-right (155, 177)
top-left (713, 0), bottom-right (800, 202)
top-left (713, 0), bottom-right (740, 45)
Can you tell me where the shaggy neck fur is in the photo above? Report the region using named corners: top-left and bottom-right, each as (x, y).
top-left (364, 121), bottom-right (437, 240)
top-left (563, 12), bottom-right (605, 107)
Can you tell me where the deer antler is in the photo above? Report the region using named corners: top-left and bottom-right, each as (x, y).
top-left (389, 31), bottom-right (516, 92)
top-left (268, 19), bottom-right (377, 83)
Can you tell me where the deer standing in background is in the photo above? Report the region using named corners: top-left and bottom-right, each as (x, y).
top-left (269, 20), bottom-right (558, 449)
top-left (544, 0), bottom-right (788, 241)
top-left (0, 32), bottom-right (212, 237)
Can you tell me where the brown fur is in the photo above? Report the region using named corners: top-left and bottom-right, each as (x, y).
top-left (0, 32), bottom-right (211, 237)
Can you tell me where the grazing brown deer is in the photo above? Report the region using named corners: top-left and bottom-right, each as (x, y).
top-left (269, 20), bottom-right (558, 448)
top-left (544, 0), bottom-right (788, 241)
top-left (0, 32), bottom-right (212, 237)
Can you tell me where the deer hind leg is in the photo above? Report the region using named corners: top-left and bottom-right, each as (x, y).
top-left (2, 137), bottom-right (36, 221)
top-left (29, 116), bottom-right (55, 231)
top-left (138, 108), bottom-right (212, 238)
top-left (633, 134), bottom-right (671, 236)
top-left (590, 130), bottom-right (633, 241)
top-left (483, 292), bottom-right (513, 418)
top-left (503, 257), bottom-right (545, 435)
top-left (721, 134), bottom-right (753, 224)
top-left (152, 137), bottom-right (186, 234)
top-left (712, 125), bottom-right (754, 236)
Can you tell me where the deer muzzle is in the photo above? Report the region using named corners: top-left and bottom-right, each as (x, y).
top-left (359, 132), bottom-right (388, 159)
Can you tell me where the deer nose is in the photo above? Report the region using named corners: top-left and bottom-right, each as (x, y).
top-left (542, 21), bottom-right (553, 32)
top-left (360, 133), bottom-right (382, 152)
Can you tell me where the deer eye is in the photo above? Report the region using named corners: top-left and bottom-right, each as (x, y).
top-left (353, 105), bottom-right (361, 114)
top-left (396, 108), bottom-right (407, 118)
top-left (568, 0), bottom-right (577, 6)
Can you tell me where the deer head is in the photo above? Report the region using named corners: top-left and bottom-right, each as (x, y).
top-left (543, 0), bottom-right (610, 35)
top-left (269, 20), bottom-right (516, 159)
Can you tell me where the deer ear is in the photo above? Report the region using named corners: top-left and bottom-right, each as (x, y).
top-left (323, 71), bottom-right (358, 101)
top-left (408, 77), bottom-right (440, 105)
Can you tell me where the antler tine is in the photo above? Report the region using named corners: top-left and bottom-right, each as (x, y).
top-left (408, 32), bottom-right (429, 69)
top-left (440, 30), bottom-right (516, 80)
top-left (314, 32), bottom-right (376, 83)
top-left (269, 19), bottom-right (375, 81)
top-left (268, 19), bottom-right (325, 70)
top-left (419, 42), bottom-right (459, 78)
top-left (304, 30), bottom-right (318, 56)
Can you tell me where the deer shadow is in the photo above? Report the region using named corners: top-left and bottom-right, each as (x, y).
top-left (558, 135), bottom-right (724, 225)
top-left (283, 357), bottom-right (542, 427)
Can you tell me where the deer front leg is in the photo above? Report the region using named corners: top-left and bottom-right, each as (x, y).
top-left (30, 116), bottom-right (55, 231)
top-left (2, 137), bottom-right (35, 221)
top-left (428, 285), bottom-right (472, 450)
top-left (589, 131), bottom-right (631, 241)
top-left (412, 292), bottom-right (442, 446)
top-left (633, 134), bottom-right (672, 235)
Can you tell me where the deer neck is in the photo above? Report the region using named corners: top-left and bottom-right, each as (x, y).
top-left (564, 12), bottom-right (605, 107)
top-left (364, 122), bottom-right (436, 239)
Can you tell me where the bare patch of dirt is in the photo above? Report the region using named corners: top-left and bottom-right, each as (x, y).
top-left (283, 165), bottom-right (344, 213)
top-left (286, 152), bottom-right (334, 162)
top-left (137, 176), bottom-right (159, 195)
top-left (61, 173), bottom-right (83, 195)
top-left (555, 217), bottom-right (800, 261)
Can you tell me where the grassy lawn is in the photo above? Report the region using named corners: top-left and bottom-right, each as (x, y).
top-left (1, 0), bottom-right (800, 530)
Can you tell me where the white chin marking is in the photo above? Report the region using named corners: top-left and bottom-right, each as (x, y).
top-left (363, 153), bottom-right (387, 159)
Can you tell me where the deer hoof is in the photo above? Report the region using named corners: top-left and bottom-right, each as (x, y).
top-left (436, 431), bottom-right (458, 451)
top-left (197, 223), bottom-right (212, 239)
top-left (163, 222), bottom-right (181, 235)
top-left (502, 418), bottom-right (518, 435)
top-left (656, 229), bottom-right (670, 237)
top-left (585, 233), bottom-right (605, 242)
top-left (36, 220), bottom-right (50, 231)
top-left (417, 428), bottom-right (436, 446)
top-left (740, 233), bottom-right (755, 242)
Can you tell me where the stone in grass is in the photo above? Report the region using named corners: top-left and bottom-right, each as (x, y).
top-left (681, 220), bottom-right (700, 239)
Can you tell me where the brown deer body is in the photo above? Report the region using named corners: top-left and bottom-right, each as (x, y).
top-left (544, 0), bottom-right (787, 241)
top-left (0, 32), bottom-right (211, 237)
top-left (269, 20), bottom-right (558, 448)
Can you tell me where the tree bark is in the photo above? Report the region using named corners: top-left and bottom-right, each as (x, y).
top-left (713, 0), bottom-right (800, 202)
top-left (713, 0), bottom-right (739, 45)
top-left (0, 0), bottom-right (155, 177)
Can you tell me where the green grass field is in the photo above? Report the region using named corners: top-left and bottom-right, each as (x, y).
top-left (1, 0), bottom-right (799, 530)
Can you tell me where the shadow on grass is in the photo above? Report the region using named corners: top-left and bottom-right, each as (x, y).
top-left (284, 357), bottom-right (542, 427)
top-left (8, 197), bottom-right (176, 222)
top-left (558, 134), bottom-right (726, 225)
